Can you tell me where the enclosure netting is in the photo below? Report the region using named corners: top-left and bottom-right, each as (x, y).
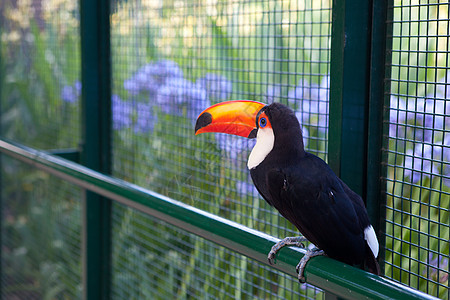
top-left (0, 0), bottom-right (81, 150)
top-left (0, 156), bottom-right (82, 299)
top-left (110, 0), bottom-right (330, 298)
top-left (0, 1), bottom-right (82, 299)
top-left (111, 202), bottom-right (322, 299)
top-left (383, 1), bottom-right (449, 298)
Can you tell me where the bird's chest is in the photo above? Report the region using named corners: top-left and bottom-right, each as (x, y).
top-left (249, 167), bottom-right (273, 206)
top-left (250, 161), bottom-right (297, 208)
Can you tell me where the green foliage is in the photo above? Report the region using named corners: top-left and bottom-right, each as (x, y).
top-left (1, 19), bottom-right (80, 149)
top-left (1, 159), bottom-right (82, 299)
top-left (110, 205), bottom-right (323, 299)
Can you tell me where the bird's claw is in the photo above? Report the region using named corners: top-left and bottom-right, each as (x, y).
top-left (295, 248), bottom-right (325, 283)
top-left (268, 252), bottom-right (276, 265)
top-left (296, 259), bottom-right (308, 283)
top-left (267, 237), bottom-right (324, 283)
top-left (267, 236), bottom-right (308, 265)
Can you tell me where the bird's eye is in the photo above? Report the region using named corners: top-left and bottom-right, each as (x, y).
top-left (259, 117), bottom-right (267, 128)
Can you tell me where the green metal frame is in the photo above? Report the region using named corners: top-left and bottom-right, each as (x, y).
top-left (329, 0), bottom-right (389, 252)
top-left (329, 0), bottom-right (372, 196)
top-left (366, 0), bottom-right (392, 269)
top-left (0, 139), bottom-right (438, 300)
top-left (48, 149), bottom-right (80, 163)
top-left (80, 0), bottom-right (112, 299)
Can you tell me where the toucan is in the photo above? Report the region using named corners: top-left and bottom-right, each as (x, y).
top-left (194, 100), bottom-right (380, 282)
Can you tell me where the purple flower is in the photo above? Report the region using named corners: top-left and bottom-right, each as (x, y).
top-left (112, 95), bottom-right (132, 130)
top-left (124, 60), bottom-right (217, 126)
top-left (422, 98), bottom-right (442, 127)
top-left (215, 134), bottom-right (255, 160)
top-left (442, 134), bottom-right (450, 187)
top-left (123, 77), bottom-right (146, 95)
top-left (134, 102), bottom-right (157, 134)
top-left (390, 94), bottom-right (450, 145)
top-left (410, 97), bottom-right (448, 141)
top-left (236, 179), bottom-right (258, 196)
top-left (266, 84), bottom-right (281, 104)
top-left (124, 65), bottom-right (159, 95)
top-left (404, 139), bottom-right (450, 186)
top-left (301, 126), bottom-right (309, 148)
top-left (288, 76), bottom-right (329, 105)
top-left (436, 70), bottom-right (450, 100)
top-left (74, 80), bottom-right (82, 95)
top-left (404, 145), bottom-right (433, 183)
top-left (156, 77), bottom-right (209, 121)
top-left (288, 76), bottom-right (329, 128)
top-left (188, 92), bottom-right (211, 124)
top-left (425, 253), bottom-right (449, 283)
top-left (196, 73), bottom-right (233, 100)
top-left (301, 98), bottom-right (328, 127)
top-left (152, 59), bottom-right (184, 78)
top-left (389, 96), bottom-right (407, 137)
top-left (288, 79), bottom-right (309, 105)
top-left (124, 60), bottom-right (184, 95)
top-left (61, 83), bottom-right (80, 103)
top-left (318, 75), bottom-right (330, 102)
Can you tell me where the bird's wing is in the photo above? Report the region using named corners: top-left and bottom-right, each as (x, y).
top-left (266, 163), bottom-right (366, 263)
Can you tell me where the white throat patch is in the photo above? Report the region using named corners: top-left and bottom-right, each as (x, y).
top-left (247, 127), bottom-right (275, 169)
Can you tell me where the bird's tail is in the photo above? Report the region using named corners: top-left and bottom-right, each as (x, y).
top-left (364, 244), bottom-right (381, 276)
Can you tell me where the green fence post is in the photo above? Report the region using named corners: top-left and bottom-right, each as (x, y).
top-left (366, 0), bottom-right (391, 272)
top-left (329, 0), bottom-right (372, 196)
top-left (79, 0), bottom-right (112, 299)
top-left (329, 0), bottom-right (390, 275)
top-left (327, 2), bottom-right (373, 298)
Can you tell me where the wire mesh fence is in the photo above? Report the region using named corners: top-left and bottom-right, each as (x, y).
top-left (0, 155), bottom-right (82, 299)
top-left (110, 0), bottom-right (331, 297)
top-left (383, 1), bottom-right (449, 298)
top-left (0, 0), bottom-right (81, 150)
top-left (110, 0), bottom-right (331, 248)
top-left (111, 202), bottom-right (323, 299)
top-left (0, 1), bottom-right (82, 298)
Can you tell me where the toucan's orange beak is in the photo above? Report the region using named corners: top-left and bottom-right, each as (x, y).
top-left (195, 100), bottom-right (266, 138)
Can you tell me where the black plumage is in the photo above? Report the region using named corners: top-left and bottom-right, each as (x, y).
top-left (249, 103), bottom-right (380, 274)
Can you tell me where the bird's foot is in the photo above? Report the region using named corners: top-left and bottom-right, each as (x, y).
top-left (267, 236), bottom-right (308, 265)
top-left (296, 248), bottom-right (325, 283)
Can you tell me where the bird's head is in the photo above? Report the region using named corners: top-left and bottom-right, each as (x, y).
top-left (195, 100), bottom-right (304, 169)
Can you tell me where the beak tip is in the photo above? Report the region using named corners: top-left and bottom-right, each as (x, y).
top-left (194, 112), bottom-right (212, 135)
top-left (247, 129), bottom-right (257, 139)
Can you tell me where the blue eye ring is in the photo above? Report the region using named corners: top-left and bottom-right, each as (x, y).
top-left (259, 117), bottom-right (267, 128)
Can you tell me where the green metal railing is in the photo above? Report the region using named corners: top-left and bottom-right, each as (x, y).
top-left (0, 139), bottom-right (437, 300)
